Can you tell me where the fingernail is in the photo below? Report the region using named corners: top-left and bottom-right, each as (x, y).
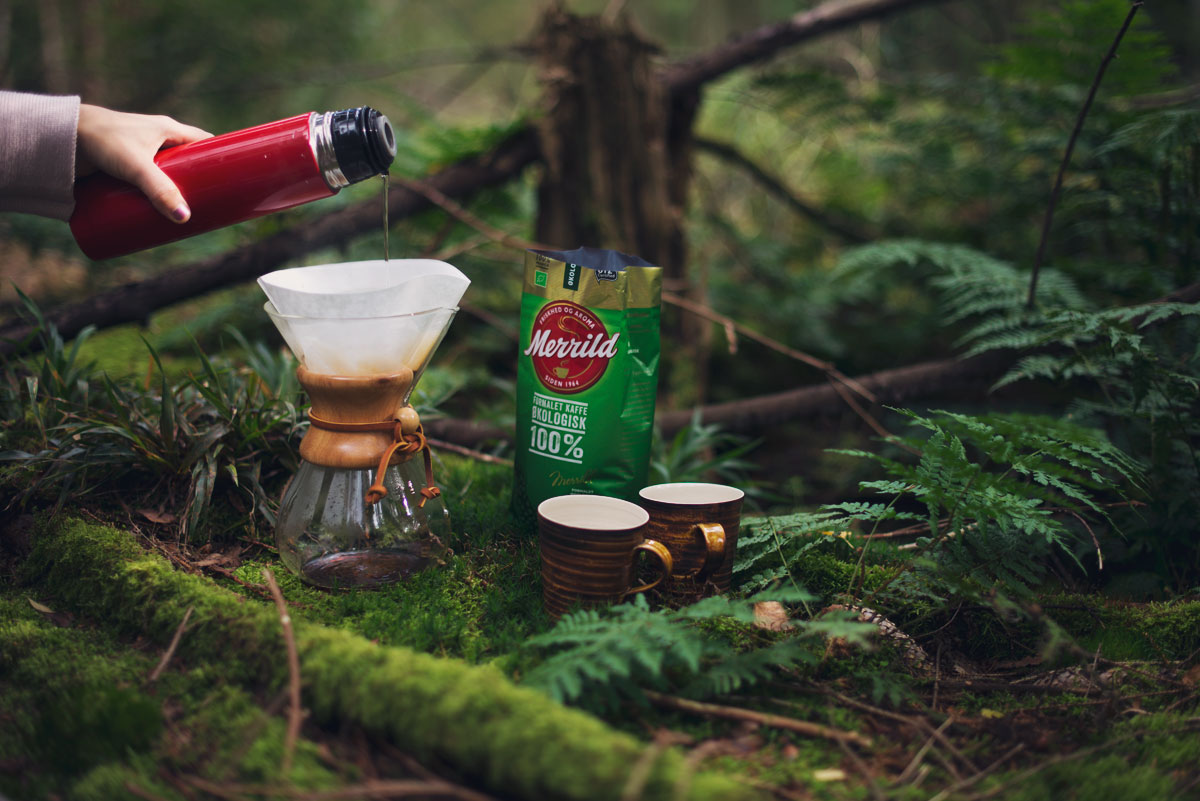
top-left (171, 203), bottom-right (190, 223)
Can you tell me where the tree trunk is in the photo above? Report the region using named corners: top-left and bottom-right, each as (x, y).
top-left (530, 5), bottom-right (709, 404)
top-left (531, 6), bottom-right (678, 268)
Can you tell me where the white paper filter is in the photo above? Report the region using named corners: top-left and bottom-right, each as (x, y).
top-left (259, 260), bottom-right (468, 376)
top-left (258, 259), bottom-right (469, 318)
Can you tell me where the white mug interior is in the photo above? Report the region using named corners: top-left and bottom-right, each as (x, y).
top-left (538, 494), bottom-right (649, 531)
top-left (638, 482), bottom-right (744, 506)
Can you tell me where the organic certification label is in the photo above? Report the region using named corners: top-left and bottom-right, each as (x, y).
top-left (529, 392), bottom-right (587, 465)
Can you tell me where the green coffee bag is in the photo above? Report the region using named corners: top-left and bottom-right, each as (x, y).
top-left (512, 247), bottom-right (662, 522)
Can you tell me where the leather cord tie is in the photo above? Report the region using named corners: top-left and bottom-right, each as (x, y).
top-left (307, 412), bottom-right (441, 507)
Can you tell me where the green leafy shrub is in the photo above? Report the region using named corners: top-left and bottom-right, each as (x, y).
top-left (1, 302), bottom-right (301, 540)
top-left (522, 588), bottom-right (871, 711)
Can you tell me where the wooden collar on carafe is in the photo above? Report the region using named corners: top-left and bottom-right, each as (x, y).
top-left (306, 407), bottom-right (442, 508)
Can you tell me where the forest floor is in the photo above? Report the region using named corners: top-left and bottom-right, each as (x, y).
top-left (2, 456), bottom-right (1199, 801)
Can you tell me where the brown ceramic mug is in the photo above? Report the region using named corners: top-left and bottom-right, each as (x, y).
top-left (537, 495), bottom-right (673, 620)
top-left (638, 482), bottom-right (744, 606)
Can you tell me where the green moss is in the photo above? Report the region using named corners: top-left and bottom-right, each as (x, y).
top-left (202, 456), bottom-right (548, 665)
top-left (300, 625), bottom-right (755, 800)
top-left (21, 518), bottom-right (285, 688)
top-left (228, 542), bottom-right (545, 665)
top-left (72, 285), bottom-right (274, 380)
top-left (0, 591), bottom-right (341, 801)
top-left (19, 516), bottom-right (764, 801)
top-left (980, 754), bottom-right (1185, 801)
top-left (1040, 596), bottom-right (1200, 661)
top-left (69, 757), bottom-right (182, 801)
top-left (788, 549), bottom-right (891, 603)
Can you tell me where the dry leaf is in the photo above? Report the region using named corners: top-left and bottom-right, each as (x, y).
top-left (753, 601), bottom-right (794, 631)
top-left (27, 597), bottom-right (74, 627)
top-left (813, 768), bottom-right (847, 782)
top-left (194, 546), bottom-right (243, 569)
top-left (27, 597), bottom-right (54, 614)
top-left (139, 509), bottom-right (178, 525)
top-left (1182, 663), bottom-right (1200, 687)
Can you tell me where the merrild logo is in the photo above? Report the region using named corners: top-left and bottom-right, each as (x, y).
top-left (524, 301), bottom-right (620, 394)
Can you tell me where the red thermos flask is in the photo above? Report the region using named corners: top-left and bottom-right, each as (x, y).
top-left (70, 106), bottom-right (396, 260)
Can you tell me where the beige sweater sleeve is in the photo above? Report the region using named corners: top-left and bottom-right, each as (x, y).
top-left (0, 91), bottom-right (81, 220)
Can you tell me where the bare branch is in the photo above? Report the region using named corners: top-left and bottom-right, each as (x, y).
top-left (147, 604), bottom-right (193, 683)
top-left (662, 0), bottom-right (952, 95)
top-left (695, 137), bottom-right (874, 243)
top-left (1027, 2), bottom-right (1142, 309)
top-left (643, 690), bottom-right (873, 748)
top-left (262, 567), bottom-right (303, 777)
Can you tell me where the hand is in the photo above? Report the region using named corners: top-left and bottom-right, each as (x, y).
top-left (75, 104), bottom-right (212, 223)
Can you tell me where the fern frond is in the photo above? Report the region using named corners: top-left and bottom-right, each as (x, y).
top-left (522, 588), bottom-right (869, 708)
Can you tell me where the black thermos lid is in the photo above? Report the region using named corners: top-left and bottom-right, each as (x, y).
top-left (328, 106), bottom-right (397, 184)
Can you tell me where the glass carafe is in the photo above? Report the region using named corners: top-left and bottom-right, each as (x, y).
top-left (276, 460), bottom-right (450, 587)
top-left (265, 307), bottom-right (459, 589)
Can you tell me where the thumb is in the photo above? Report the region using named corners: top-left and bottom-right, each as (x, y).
top-left (129, 163), bottom-right (191, 223)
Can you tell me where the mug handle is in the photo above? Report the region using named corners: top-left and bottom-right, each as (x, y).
top-left (628, 539), bottom-right (674, 594)
top-left (692, 523), bottom-right (727, 582)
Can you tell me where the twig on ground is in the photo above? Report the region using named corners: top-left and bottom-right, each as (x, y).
top-left (159, 768), bottom-right (200, 800)
top-left (204, 563), bottom-right (276, 600)
top-left (825, 374), bottom-right (912, 450)
top-left (125, 782), bottom-right (172, 801)
top-left (925, 744), bottom-right (1024, 801)
top-left (238, 536), bottom-right (279, 554)
top-left (643, 690), bottom-right (872, 748)
top-left (148, 604), bottom-right (194, 683)
top-left (262, 567), bottom-right (303, 777)
top-left (354, 728), bottom-right (381, 782)
top-left (374, 740), bottom-right (500, 801)
top-left (186, 776), bottom-right (490, 800)
top-left (425, 437), bottom-right (513, 467)
top-left (1164, 691), bottom-right (1200, 713)
top-left (932, 641), bottom-right (943, 713)
top-left (601, 0), bottom-right (629, 22)
top-left (674, 740), bottom-right (720, 801)
top-left (215, 689), bottom-right (291, 782)
top-left (818, 689), bottom-right (974, 778)
top-left (1027, 1), bottom-right (1143, 308)
top-left (836, 734), bottom-right (886, 801)
top-left (620, 736), bottom-right (670, 801)
top-left (959, 730), bottom-right (1188, 801)
top-left (896, 718), bottom-right (951, 786)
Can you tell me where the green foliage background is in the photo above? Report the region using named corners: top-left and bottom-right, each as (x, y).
top-left (3, 0), bottom-right (1198, 590)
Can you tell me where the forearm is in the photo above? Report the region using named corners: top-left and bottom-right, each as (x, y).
top-left (0, 91), bottom-right (81, 220)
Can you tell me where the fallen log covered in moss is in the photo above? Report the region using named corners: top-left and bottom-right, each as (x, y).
top-left (19, 517), bottom-right (764, 801)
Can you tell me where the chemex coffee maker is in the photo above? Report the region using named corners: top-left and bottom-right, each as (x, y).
top-left (259, 260), bottom-right (469, 588)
